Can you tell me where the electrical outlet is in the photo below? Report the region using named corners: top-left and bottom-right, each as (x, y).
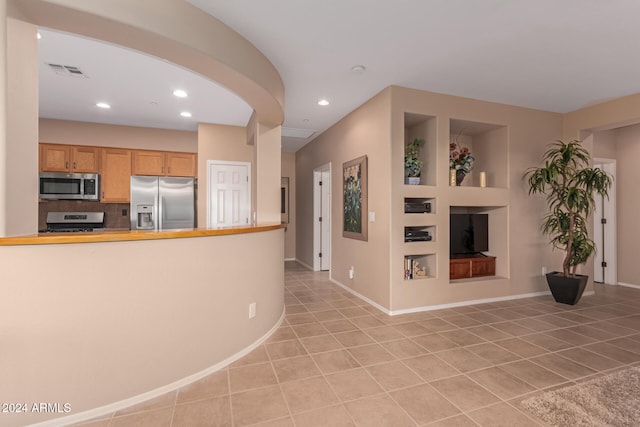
top-left (249, 302), bottom-right (256, 319)
top-left (542, 266), bottom-right (547, 276)
top-left (348, 266), bottom-right (355, 279)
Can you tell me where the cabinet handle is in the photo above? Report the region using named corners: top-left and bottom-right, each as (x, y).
top-left (65, 161), bottom-right (69, 169)
top-left (168, 167), bottom-right (171, 174)
top-left (73, 162), bottom-right (77, 170)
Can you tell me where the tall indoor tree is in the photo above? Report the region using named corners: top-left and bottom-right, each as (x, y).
top-left (524, 139), bottom-right (612, 303)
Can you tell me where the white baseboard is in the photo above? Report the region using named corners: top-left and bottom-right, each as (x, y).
top-left (329, 278), bottom-right (392, 315)
top-left (31, 308), bottom-right (286, 427)
top-left (329, 276), bottom-right (579, 316)
top-left (294, 258), bottom-right (314, 271)
top-left (618, 282), bottom-right (640, 289)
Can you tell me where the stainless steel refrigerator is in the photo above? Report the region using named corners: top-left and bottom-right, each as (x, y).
top-left (130, 176), bottom-right (195, 230)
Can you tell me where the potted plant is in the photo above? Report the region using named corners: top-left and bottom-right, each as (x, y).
top-left (523, 139), bottom-right (612, 305)
top-left (404, 138), bottom-right (425, 184)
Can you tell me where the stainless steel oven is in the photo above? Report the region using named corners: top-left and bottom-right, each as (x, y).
top-left (39, 172), bottom-right (100, 201)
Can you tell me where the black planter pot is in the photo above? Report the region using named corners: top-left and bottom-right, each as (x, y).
top-left (545, 272), bottom-right (588, 305)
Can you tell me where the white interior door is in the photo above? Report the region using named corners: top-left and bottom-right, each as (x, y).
top-left (314, 164), bottom-right (331, 271)
top-left (320, 169), bottom-right (331, 271)
top-left (208, 161), bottom-right (250, 228)
top-left (593, 160), bottom-right (617, 285)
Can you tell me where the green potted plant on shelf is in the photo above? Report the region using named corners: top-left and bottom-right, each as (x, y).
top-left (523, 139), bottom-right (612, 305)
top-left (404, 138), bottom-right (425, 185)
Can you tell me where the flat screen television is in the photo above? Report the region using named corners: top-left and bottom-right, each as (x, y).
top-left (450, 213), bottom-right (489, 255)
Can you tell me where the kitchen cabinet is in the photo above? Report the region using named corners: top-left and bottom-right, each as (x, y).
top-left (100, 148), bottom-right (132, 203)
top-left (132, 150), bottom-right (165, 176)
top-left (132, 150), bottom-right (197, 177)
top-left (40, 143), bottom-right (100, 173)
top-left (166, 152), bottom-right (197, 177)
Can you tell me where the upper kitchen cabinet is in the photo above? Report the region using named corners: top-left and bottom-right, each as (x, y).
top-left (132, 150), bottom-right (165, 176)
top-left (166, 152), bottom-right (197, 177)
top-left (132, 150), bottom-right (197, 177)
top-left (39, 143), bottom-right (100, 173)
top-left (101, 148), bottom-right (132, 203)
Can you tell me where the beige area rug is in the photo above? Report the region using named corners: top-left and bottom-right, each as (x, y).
top-left (521, 367), bottom-right (640, 426)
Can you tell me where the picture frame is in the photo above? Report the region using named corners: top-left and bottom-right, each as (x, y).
top-left (342, 155), bottom-right (368, 241)
top-left (281, 177), bottom-right (289, 223)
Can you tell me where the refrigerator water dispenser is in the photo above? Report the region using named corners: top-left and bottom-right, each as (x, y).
top-left (136, 204), bottom-right (155, 229)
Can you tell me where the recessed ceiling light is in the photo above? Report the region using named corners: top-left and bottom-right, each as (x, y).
top-left (96, 102), bottom-right (111, 109)
top-left (317, 99), bottom-right (330, 106)
top-left (173, 89), bottom-right (188, 98)
top-left (180, 111), bottom-right (192, 118)
top-left (351, 65), bottom-right (366, 73)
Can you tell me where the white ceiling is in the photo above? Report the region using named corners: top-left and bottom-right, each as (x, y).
top-left (39, 1), bottom-right (640, 152)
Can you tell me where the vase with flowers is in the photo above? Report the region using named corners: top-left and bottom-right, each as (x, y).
top-left (449, 141), bottom-right (474, 185)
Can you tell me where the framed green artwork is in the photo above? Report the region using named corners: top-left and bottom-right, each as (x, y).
top-left (342, 155), bottom-right (368, 241)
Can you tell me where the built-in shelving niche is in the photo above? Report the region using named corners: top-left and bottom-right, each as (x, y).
top-left (405, 113), bottom-right (437, 186)
top-left (404, 254), bottom-right (436, 281)
top-left (450, 119), bottom-right (508, 188)
top-left (449, 205), bottom-right (508, 283)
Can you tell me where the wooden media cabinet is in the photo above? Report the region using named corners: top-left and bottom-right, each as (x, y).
top-left (450, 253), bottom-right (496, 280)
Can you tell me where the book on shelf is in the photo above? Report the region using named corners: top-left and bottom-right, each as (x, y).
top-left (404, 257), bottom-right (428, 280)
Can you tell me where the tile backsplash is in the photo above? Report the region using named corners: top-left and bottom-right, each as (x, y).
top-left (39, 200), bottom-right (131, 230)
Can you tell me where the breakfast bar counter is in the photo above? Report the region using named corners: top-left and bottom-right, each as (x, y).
top-left (0, 223), bottom-right (284, 245)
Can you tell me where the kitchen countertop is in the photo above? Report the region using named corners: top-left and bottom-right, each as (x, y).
top-left (0, 223), bottom-right (285, 246)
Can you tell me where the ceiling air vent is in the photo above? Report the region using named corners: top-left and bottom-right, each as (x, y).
top-left (46, 63), bottom-right (88, 78)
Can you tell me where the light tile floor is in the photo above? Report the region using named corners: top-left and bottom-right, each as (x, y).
top-left (74, 262), bottom-right (640, 426)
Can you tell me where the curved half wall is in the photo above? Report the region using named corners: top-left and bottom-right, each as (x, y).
top-left (0, 229), bottom-right (285, 426)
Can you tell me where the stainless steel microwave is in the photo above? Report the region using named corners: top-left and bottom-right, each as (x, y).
top-left (39, 172), bottom-right (100, 201)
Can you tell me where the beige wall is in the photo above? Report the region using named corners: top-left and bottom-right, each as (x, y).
top-left (3, 18), bottom-right (39, 236)
top-left (254, 123), bottom-right (282, 223)
top-left (564, 95), bottom-right (640, 287)
top-left (297, 89), bottom-right (392, 307)
top-left (281, 152), bottom-right (296, 259)
top-left (0, 229), bottom-right (284, 426)
top-left (593, 129), bottom-right (617, 159)
top-left (197, 123), bottom-right (253, 224)
top-left (608, 125), bottom-right (639, 284)
top-left (297, 86), bottom-right (565, 312)
top-left (40, 118), bottom-right (197, 152)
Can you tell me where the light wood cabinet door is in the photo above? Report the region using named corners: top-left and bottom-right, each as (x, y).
top-left (40, 144), bottom-right (101, 173)
top-left (101, 148), bottom-right (132, 203)
top-left (166, 152), bottom-right (197, 177)
top-left (132, 150), bottom-right (165, 176)
top-left (40, 143), bottom-right (71, 172)
top-left (71, 146), bottom-right (100, 173)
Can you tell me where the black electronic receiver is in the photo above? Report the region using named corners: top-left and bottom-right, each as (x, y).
top-left (404, 230), bottom-right (432, 242)
top-left (404, 202), bottom-right (431, 213)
